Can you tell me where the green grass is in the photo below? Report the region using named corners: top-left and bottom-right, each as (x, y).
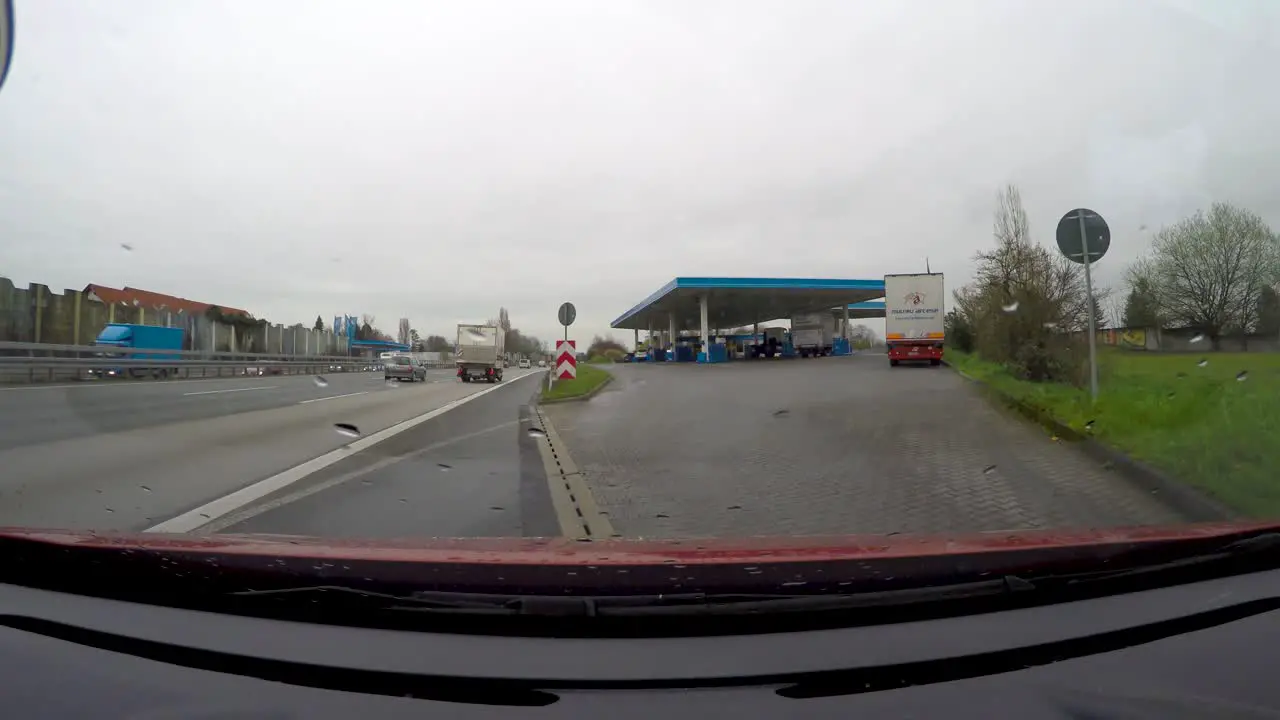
top-left (540, 364), bottom-right (611, 402)
top-left (947, 348), bottom-right (1280, 517)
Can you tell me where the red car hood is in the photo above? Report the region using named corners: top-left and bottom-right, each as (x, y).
top-left (2, 520), bottom-right (1276, 565)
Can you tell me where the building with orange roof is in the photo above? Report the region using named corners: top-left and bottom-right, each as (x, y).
top-left (83, 284), bottom-right (251, 317)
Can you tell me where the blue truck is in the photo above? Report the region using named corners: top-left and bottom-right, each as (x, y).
top-left (90, 323), bottom-right (185, 379)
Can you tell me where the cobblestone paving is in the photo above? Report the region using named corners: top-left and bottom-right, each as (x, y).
top-left (540, 353), bottom-right (1187, 538)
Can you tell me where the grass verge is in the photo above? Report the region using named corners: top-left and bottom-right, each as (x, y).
top-left (947, 348), bottom-right (1280, 517)
top-left (540, 364), bottom-right (612, 403)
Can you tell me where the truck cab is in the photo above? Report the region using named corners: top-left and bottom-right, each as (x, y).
top-left (91, 323), bottom-right (185, 379)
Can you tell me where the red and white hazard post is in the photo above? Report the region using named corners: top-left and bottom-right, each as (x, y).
top-left (555, 340), bottom-right (577, 380)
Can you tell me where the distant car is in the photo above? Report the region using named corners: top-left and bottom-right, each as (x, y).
top-left (537, 359), bottom-right (547, 368)
top-left (518, 358), bottom-right (531, 369)
top-left (383, 356), bottom-right (427, 382)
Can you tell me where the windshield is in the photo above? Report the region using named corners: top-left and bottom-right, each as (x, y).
top-left (1, 0), bottom-right (1278, 611)
top-left (94, 326), bottom-right (130, 343)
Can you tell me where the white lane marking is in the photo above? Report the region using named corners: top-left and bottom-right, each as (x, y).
top-left (196, 421), bottom-right (520, 533)
top-left (183, 386), bottom-right (278, 396)
top-left (145, 372), bottom-right (541, 533)
top-left (298, 391), bottom-right (369, 405)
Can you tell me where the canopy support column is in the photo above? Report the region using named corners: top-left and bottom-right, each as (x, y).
top-left (699, 295), bottom-right (710, 363)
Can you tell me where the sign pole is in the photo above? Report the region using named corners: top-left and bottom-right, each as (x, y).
top-left (1057, 208), bottom-right (1109, 404)
top-left (554, 302), bottom-right (577, 388)
top-left (1077, 211), bottom-right (1099, 403)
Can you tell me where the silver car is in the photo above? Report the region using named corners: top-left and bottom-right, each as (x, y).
top-left (384, 356), bottom-right (427, 382)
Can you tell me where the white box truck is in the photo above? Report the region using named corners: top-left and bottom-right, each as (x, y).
top-left (885, 273), bottom-right (945, 366)
top-left (455, 324), bottom-right (505, 383)
top-left (791, 311), bottom-right (836, 358)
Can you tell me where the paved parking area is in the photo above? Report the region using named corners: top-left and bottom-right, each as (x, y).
top-left (540, 353), bottom-right (1186, 538)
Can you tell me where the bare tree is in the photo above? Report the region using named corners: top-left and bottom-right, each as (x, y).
top-left (955, 184), bottom-right (1095, 382)
top-left (1131, 203), bottom-right (1280, 349)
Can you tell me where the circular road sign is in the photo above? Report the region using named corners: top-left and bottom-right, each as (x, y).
top-left (557, 302), bottom-right (577, 327)
top-left (1056, 208), bottom-right (1111, 265)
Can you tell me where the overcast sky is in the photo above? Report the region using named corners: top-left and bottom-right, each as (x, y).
top-left (2, 0), bottom-right (1278, 345)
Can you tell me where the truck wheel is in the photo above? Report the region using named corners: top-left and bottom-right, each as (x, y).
top-left (890, 359), bottom-right (899, 367)
top-left (930, 359), bottom-right (941, 366)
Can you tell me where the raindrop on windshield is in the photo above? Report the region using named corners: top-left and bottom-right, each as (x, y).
top-left (1190, 334), bottom-right (1206, 344)
top-left (313, 376), bottom-right (329, 388)
top-left (139, 485), bottom-right (152, 493)
top-left (773, 409), bottom-right (790, 417)
top-left (982, 464), bottom-right (997, 474)
top-left (334, 423), bottom-right (360, 439)
top-left (727, 505), bottom-right (743, 510)
top-left (120, 242), bottom-right (134, 251)
top-left (1002, 300), bottom-right (1019, 313)
top-left (437, 463), bottom-right (452, 471)
top-left (1197, 359), bottom-right (1209, 368)
top-left (1042, 321), bottom-right (1058, 329)
top-left (655, 513), bottom-right (669, 518)
top-left (1084, 420), bottom-right (1095, 432)
top-left (1236, 370), bottom-right (1249, 382)
top-left (527, 427), bottom-right (547, 437)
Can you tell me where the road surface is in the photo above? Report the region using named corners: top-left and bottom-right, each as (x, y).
top-left (0, 353), bottom-right (1190, 542)
top-left (539, 353), bottom-right (1188, 538)
top-left (0, 368), bottom-right (550, 534)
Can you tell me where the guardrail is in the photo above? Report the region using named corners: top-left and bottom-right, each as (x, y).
top-left (0, 341), bottom-right (379, 384)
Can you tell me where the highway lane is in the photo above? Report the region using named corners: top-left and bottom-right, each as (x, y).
top-left (210, 374), bottom-right (560, 539)
top-left (0, 368), bottom-right (463, 450)
top-left (0, 369), bottom-right (542, 532)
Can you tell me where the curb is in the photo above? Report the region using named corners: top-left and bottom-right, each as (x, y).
top-left (941, 359), bottom-right (1236, 523)
top-left (537, 369), bottom-right (615, 405)
top-left (530, 405), bottom-right (617, 539)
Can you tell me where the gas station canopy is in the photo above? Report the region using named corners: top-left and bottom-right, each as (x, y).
top-left (846, 300), bottom-right (887, 320)
top-left (612, 277), bottom-right (886, 332)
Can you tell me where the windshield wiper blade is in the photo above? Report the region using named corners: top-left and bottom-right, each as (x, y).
top-left (1025, 531), bottom-right (1280, 588)
top-left (223, 534), bottom-right (1280, 619)
top-left (228, 577), bottom-right (1035, 617)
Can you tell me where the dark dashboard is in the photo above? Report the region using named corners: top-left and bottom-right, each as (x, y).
top-left (1, 567), bottom-right (1277, 719)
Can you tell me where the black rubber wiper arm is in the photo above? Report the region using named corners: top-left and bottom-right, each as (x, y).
top-left (228, 578), bottom-right (1034, 617)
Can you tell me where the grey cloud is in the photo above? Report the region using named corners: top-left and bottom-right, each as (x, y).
top-left (2, 0), bottom-right (1279, 344)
